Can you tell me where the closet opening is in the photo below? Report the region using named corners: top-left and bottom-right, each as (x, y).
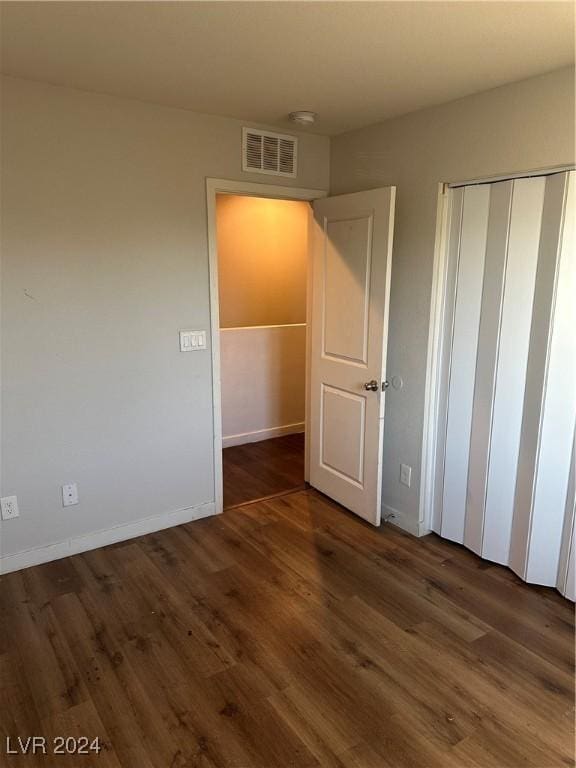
top-left (215, 193), bottom-right (310, 509)
top-left (424, 169), bottom-right (575, 598)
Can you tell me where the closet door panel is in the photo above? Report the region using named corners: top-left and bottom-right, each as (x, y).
top-left (527, 171), bottom-right (576, 585)
top-left (433, 188), bottom-right (464, 534)
top-left (557, 433), bottom-right (576, 600)
top-left (438, 171), bottom-right (575, 597)
top-left (564, 525), bottom-right (576, 602)
top-left (482, 177), bottom-right (545, 565)
top-left (464, 181), bottom-right (513, 556)
top-left (441, 184), bottom-right (490, 543)
top-left (509, 172), bottom-right (572, 581)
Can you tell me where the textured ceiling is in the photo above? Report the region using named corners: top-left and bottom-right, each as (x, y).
top-left (1, 1), bottom-right (573, 135)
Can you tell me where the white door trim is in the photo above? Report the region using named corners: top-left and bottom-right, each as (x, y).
top-left (419, 183), bottom-right (450, 535)
top-left (447, 164), bottom-right (575, 188)
top-left (206, 178), bottom-right (327, 515)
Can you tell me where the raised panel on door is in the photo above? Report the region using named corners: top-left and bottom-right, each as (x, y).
top-left (309, 187), bottom-right (395, 525)
top-left (324, 217), bottom-right (372, 364)
top-left (320, 385), bottom-right (365, 486)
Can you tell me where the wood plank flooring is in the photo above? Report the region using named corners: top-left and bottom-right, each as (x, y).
top-left (0, 489), bottom-right (574, 767)
top-left (223, 433), bottom-right (305, 509)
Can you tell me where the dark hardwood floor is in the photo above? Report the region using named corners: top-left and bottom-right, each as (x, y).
top-left (223, 432), bottom-right (305, 509)
top-left (1, 489), bottom-right (574, 767)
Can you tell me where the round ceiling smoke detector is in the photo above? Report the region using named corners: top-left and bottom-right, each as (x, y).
top-left (289, 111), bottom-right (317, 126)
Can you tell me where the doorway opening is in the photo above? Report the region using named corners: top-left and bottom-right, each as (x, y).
top-left (207, 179), bottom-right (395, 525)
top-left (215, 192), bottom-right (310, 509)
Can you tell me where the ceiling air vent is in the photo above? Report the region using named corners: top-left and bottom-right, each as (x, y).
top-left (242, 128), bottom-right (297, 178)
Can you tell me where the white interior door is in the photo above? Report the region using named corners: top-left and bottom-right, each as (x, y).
top-left (308, 188), bottom-right (396, 525)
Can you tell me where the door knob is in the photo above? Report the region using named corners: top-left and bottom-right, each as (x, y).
top-left (364, 380), bottom-right (379, 391)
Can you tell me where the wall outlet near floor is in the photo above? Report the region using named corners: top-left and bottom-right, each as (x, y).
top-left (400, 463), bottom-right (412, 488)
top-left (0, 495), bottom-right (20, 520)
top-left (62, 483), bottom-right (79, 507)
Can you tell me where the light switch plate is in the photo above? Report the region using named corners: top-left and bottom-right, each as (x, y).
top-left (180, 330), bottom-right (207, 352)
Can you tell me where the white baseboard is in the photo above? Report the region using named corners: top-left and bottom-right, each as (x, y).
top-left (223, 422), bottom-right (305, 448)
top-left (0, 501), bottom-right (216, 575)
top-left (382, 503), bottom-right (430, 538)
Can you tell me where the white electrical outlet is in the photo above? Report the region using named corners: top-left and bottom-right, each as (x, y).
top-left (62, 483), bottom-right (79, 507)
top-left (1, 495), bottom-right (20, 520)
top-left (400, 464), bottom-right (412, 488)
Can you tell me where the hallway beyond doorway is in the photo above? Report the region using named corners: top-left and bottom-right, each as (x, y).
top-left (223, 433), bottom-right (305, 509)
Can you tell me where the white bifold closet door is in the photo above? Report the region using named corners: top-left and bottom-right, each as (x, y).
top-left (435, 170), bottom-right (575, 598)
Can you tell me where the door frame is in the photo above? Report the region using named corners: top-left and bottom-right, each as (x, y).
top-left (206, 178), bottom-right (327, 514)
top-left (420, 164), bottom-right (576, 536)
top-left (419, 182), bottom-right (450, 536)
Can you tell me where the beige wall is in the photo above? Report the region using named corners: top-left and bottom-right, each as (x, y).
top-left (220, 325), bottom-right (306, 445)
top-left (331, 66), bottom-right (575, 533)
top-left (216, 195), bottom-right (308, 328)
top-left (2, 66), bottom-right (572, 563)
top-left (0, 75), bottom-right (329, 565)
top-left (217, 195), bottom-right (308, 445)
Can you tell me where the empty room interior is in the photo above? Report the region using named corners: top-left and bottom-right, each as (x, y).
top-left (0, 2), bottom-right (574, 767)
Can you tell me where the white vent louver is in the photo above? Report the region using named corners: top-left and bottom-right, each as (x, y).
top-left (242, 128), bottom-right (297, 178)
